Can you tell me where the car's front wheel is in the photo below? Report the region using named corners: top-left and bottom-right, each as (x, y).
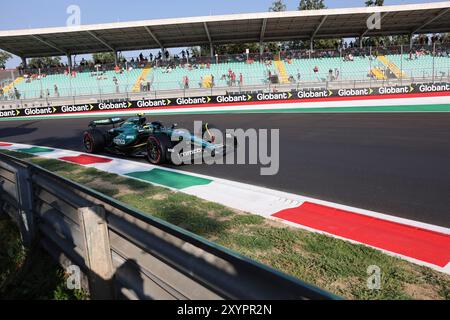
top-left (146, 134), bottom-right (172, 165)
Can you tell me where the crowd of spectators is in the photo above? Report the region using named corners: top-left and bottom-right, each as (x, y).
top-left (3, 38), bottom-right (449, 100)
top-left (15, 40), bottom-right (450, 82)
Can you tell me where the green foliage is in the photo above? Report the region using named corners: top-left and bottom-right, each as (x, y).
top-left (298, 0), bottom-right (326, 10)
top-left (7, 151), bottom-right (450, 300)
top-left (296, 0), bottom-right (338, 50)
top-left (0, 51), bottom-right (12, 69)
top-left (92, 52), bottom-right (116, 64)
top-left (28, 56), bottom-right (62, 69)
top-left (213, 43), bottom-right (260, 56)
top-left (365, 0), bottom-right (384, 6)
top-left (0, 218), bottom-right (87, 300)
top-left (269, 0), bottom-right (287, 12)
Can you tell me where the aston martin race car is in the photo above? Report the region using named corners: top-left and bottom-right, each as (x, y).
top-left (83, 114), bottom-right (236, 165)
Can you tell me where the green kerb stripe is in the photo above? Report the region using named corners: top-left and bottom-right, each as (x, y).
top-left (126, 168), bottom-right (212, 189)
top-left (16, 147), bottom-right (55, 154)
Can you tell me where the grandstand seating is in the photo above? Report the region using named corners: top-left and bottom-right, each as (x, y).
top-left (387, 54), bottom-right (449, 79)
top-left (284, 56), bottom-right (373, 81)
top-left (12, 68), bottom-right (142, 99)
top-left (148, 61), bottom-right (276, 91)
top-left (7, 61), bottom-right (277, 98)
top-left (2, 53), bottom-right (449, 99)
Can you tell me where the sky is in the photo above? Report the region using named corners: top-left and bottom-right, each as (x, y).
top-left (0, 0), bottom-right (442, 67)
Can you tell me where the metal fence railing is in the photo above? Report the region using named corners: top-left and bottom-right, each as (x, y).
top-left (1, 76), bottom-right (448, 111)
top-left (0, 152), bottom-right (337, 300)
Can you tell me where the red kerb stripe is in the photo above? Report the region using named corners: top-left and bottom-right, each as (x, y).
top-left (60, 154), bottom-right (113, 165)
top-left (273, 202), bottom-right (450, 267)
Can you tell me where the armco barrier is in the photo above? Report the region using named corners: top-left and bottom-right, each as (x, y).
top-left (1, 82), bottom-right (449, 119)
top-left (0, 152), bottom-right (337, 300)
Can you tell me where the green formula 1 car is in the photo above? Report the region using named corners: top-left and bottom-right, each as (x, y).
top-left (83, 114), bottom-right (236, 165)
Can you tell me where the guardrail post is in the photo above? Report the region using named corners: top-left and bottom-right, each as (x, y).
top-left (15, 166), bottom-right (35, 247)
top-left (79, 205), bottom-right (114, 299)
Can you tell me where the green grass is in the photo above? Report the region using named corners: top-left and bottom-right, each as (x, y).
top-left (2, 150), bottom-right (450, 300)
top-left (0, 149), bottom-right (37, 159)
top-left (0, 216), bottom-right (87, 300)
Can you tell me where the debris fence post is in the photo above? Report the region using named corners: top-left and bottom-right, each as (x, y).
top-left (79, 205), bottom-right (114, 299)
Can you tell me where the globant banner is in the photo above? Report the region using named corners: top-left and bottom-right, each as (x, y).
top-left (1, 82), bottom-right (449, 119)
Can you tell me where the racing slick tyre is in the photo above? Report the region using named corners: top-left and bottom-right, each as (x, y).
top-left (83, 129), bottom-right (105, 153)
top-left (146, 134), bottom-right (173, 165)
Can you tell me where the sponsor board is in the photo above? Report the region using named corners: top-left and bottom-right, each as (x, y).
top-left (1, 83), bottom-right (449, 119)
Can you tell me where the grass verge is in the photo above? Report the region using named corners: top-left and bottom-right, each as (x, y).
top-left (0, 215), bottom-right (87, 300)
top-left (1, 149), bottom-right (449, 300)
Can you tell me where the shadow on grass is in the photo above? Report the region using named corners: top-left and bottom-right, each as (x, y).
top-left (0, 218), bottom-right (86, 300)
top-left (0, 150), bottom-right (36, 160)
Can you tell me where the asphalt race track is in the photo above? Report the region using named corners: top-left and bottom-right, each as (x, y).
top-left (1, 112), bottom-right (450, 227)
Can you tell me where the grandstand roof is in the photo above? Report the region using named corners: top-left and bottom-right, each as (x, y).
top-left (0, 2), bottom-right (449, 58)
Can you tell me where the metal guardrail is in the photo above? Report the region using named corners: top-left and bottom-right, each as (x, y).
top-left (0, 152), bottom-right (337, 300)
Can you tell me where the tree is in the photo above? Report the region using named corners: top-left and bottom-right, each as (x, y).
top-left (365, 0), bottom-right (384, 6)
top-left (92, 52), bottom-right (115, 64)
top-left (269, 0), bottom-right (287, 12)
top-left (298, 0), bottom-right (326, 10)
top-left (296, 0), bottom-right (338, 50)
top-left (193, 1), bottom-right (289, 57)
top-left (362, 0), bottom-right (410, 48)
top-left (212, 43), bottom-right (260, 56)
top-left (28, 56), bottom-right (62, 69)
top-left (0, 50), bottom-right (12, 69)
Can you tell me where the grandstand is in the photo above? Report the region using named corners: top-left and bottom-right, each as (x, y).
top-left (1, 48), bottom-right (448, 101)
top-left (0, 2), bottom-right (449, 104)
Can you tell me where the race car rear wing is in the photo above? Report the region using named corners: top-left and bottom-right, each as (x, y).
top-left (89, 117), bottom-right (125, 128)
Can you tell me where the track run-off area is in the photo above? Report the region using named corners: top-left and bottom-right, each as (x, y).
top-left (1, 96), bottom-right (450, 273)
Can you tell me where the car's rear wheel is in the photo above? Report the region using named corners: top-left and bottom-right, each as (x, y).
top-left (83, 129), bottom-right (105, 153)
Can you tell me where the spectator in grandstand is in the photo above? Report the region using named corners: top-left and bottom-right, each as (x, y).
top-left (297, 70), bottom-right (301, 82)
top-left (54, 84), bottom-right (59, 98)
top-left (0, 86), bottom-right (3, 99)
top-left (313, 66), bottom-right (319, 74)
top-left (231, 72), bottom-right (236, 86)
top-left (328, 69), bottom-right (333, 81)
top-left (113, 77), bottom-right (120, 93)
top-left (14, 87), bottom-right (20, 99)
top-left (239, 73), bottom-right (243, 86)
top-left (335, 68), bottom-right (340, 80)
